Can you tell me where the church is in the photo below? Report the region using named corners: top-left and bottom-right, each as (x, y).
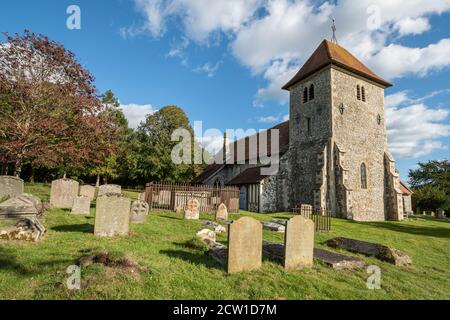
top-left (193, 39), bottom-right (412, 222)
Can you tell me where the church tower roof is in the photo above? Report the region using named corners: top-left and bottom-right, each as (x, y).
top-left (282, 39), bottom-right (392, 90)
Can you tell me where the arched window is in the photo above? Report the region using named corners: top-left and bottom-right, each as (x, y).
top-left (361, 86), bottom-right (366, 102)
top-left (357, 85), bottom-right (361, 100)
top-left (361, 163), bottom-right (368, 189)
top-left (309, 84), bottom-right (315, 100)
top-left (303, 87), bottom-right (308, 103)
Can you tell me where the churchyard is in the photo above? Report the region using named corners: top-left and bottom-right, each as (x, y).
top-left (0, 182), bottom-right (449, 300)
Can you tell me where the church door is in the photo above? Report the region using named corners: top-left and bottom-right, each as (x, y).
top-left (239, 186), bottom-right (248, 211)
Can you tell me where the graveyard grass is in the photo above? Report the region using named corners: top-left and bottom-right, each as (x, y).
top-left (0, 183), bottom-right (449, 300)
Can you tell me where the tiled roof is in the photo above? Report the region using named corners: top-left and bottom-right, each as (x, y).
top-left (400, 181), bottom-right (413, 195)
top-left (226, 167), bottom-right (269, 185)
top-left (191, 164), bottom-right (223, 184)
top-left (282, 39), bottom-right (392, 90)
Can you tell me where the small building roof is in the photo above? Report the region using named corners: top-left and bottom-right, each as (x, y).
top-left (226, 167), bottom-right (269, 185)
top-left (400, 181), bottom-right (414, 196)
top-left (282, 39), bottom-right (392, 90)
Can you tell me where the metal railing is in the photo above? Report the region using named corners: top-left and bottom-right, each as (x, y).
top-left (292, 206), bottom-right (331, 232)
top-left (145, 182), bottom-right (240, 214)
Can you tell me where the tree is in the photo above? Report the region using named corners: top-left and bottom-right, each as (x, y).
top-left (412, 185), bottom-right (450, 212)
top-left (89, 90), bottom-right (126, 186)
top-left (136, 106), bottom-right (205, 183)
top-left (409, 160), bottom-right (450, 211)
top-left (0, 31), bottom-right (116, 177)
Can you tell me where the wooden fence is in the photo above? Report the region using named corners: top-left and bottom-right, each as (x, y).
top-left (145, 182), bottom-right (240, 213)
top-left (292, 206), bottom-right (331, 232)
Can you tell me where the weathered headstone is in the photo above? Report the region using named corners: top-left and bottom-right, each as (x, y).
top-left (215, 203), bottom-right (228, 221)
top-left (80, 185), bottom-right (96, 201)
top-left (325, 237), bottom-right (412, 267)
top-left (94, 195), bottom-right (131, 237)
top-left (184, 199), bottom-right (200, 220)
top-left (0, 194), bottom-right (43, 219)
top-left (130, 200), bottom-right (149, 224)
top-left (71, 196), bottom-right (91, 215)
top-left (0, 217), bottom-right (46, 242)
top-left (284, 216), bottom-right (314, 270)
top-left (98, 184), bottom-right (122, 197)
top-left (50, 179), bottom-right (79, 209)
top-left (0, 176), bottom-right (24, 201)
top-left (227, 217), bottom-right (262, 273)
top-left (437, 208), bottom-right (446, 219)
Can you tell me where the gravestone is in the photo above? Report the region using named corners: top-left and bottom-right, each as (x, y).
top-left (94, 195), bottom-right (131, 237)
top-left (215, 203), bottom-right (228, 221)
top-left (80, 185), bottom-right (96, 201)
top-left (437, 208), bottom-right (446, 219)
top-left (184, 199), bottom-right (200, 220)
top-left (98, 184), bottom-right (122, 197)
top-left (227, 217), bottom-right (262, 273)
top-left (284, 216), bottom-right (314, 270)
top-left (0, 176), bottom-right (24, 201)
top-left (0, 194), bottom-right (43, 219)
top-left (71, 196), bottom-right (91, 215)
top-left (130, 200), bottom-right (150, 224)
top-left (50, 179), bottom-right (79, 209)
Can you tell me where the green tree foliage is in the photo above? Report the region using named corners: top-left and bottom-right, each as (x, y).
top-left (136, 106), bottom-right (205, 184)
top-left (409, 160), bottom-right (450, 211)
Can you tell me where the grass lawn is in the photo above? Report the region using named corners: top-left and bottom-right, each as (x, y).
top-left (0, 183), bottom-right (449, 300)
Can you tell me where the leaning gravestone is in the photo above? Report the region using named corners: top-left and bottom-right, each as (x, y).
top-left (98, 184), bottom-right (122, 197)
top-left (79, 185), bottom-right (96, 201)
top-left (215, 203), bottom-right (228, 221)
top-left (71, 196), bottom-right (91, 215)
top-left (227, 217), bottom-right (262, 273)
top-left (0, 194), bottom-right (43, 219)
top-left (284, 216), bottom-right (314, 270)
top-left (50, 179), bottom-right (79, 209)
top-left (436, 208), bottom-right (446, 219)
top-left (184, 199), bottom-right (200, 220)
top-left (130, 200), bottom-right (150, 224)
top-left (0, 176), bottom-right (24, 201)
top-left (94, 194), bottom-right (131, 237)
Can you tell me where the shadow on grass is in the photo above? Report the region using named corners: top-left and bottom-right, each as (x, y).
top-left (51, 224), bottom-right (94, 234)
top-left (157, 215), bottom-right (183, 221)
top-left (366, 222), bottom-right (450, 239)
top-left (159, 249), bottom-right (224, 271)
top-left (0, 246), bottom-right (32, 275)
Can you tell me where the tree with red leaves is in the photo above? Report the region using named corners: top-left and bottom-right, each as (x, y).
top-left (0, 30), bottom-right (117, 177)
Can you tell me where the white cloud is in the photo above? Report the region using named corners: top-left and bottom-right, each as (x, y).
top-left (257, 115), bottom-right (280, 123)
top-left (127, 0), bottom-right (450, 104)
top-left (368, 39), bottom-right (450, 79)
top-left (395, 17), bottom-right (431, 36)
top-left (193, 61), bottom-right (222, 78)
top-left (386, 91), bottom-right (450, 159)
top-left (121, 103), bottom-right (157, 129)
top-left (200, 132), bottom-right (224, 155)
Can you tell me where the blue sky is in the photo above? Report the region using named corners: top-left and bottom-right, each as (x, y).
top-left (1, 0), bottom-right (449, 182)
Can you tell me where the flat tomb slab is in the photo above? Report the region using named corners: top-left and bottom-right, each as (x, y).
top-left (313, 248), bottom-right (365, 270)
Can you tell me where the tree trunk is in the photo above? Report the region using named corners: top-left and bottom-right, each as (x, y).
top-left (104, 176), bottom-right (108, 185)
top-left (96, 174), bottom-right (100, 188)
top-left (14, 158), bottom-right (22, 178)
top-left (30, 165), bottom-right (35, 183)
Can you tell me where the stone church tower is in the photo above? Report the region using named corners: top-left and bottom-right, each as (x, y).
top-left (283, 40), bottom-right (404, 221)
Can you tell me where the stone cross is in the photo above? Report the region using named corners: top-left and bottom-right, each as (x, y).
top-left (71, 196), bottom-right (91, 215)
top-left (50, 179), bottom-right (79, 209)
top-left (130, 200), bottom-right (150, 224)
top-left (215, 203), bottom-right (228, 221)
top-left (184, 199), bottom-right (200, 220)
top-left (227, 217), bottom-right (262, 273)
top-left (284, 215), bottom-right (315, 270)
top-left (94, 194), bottom-right (131, 237)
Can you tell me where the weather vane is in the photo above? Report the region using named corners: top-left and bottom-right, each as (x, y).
top-left (331, 18), bottom-right (338, 44)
